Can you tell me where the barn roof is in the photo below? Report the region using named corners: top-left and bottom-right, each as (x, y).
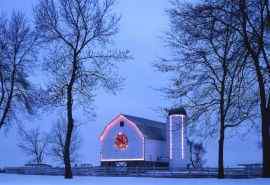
top-left (123, 114), bottom-right (166, 141)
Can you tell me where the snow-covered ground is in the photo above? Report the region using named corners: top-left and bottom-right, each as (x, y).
top-left (0, 174), bottom-right (269, 185)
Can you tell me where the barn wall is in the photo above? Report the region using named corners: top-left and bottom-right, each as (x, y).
top-left (101, 118), bottom-right (144, 161)
top-left (144, 139), bottom-right (167, 162)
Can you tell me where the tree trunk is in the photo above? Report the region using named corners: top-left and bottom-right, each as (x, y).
top-left (218, 123), bottom-right (225, 178)
top-left (0, 68), bottom-right (6, 107)
top-left (218, 63), bottom-right (226, 179)
top-left (63, 54), bottom-right (77, 179)
top-left (218, 92), bottom-right (225, 178)
top-left (0, 64), bottom-right (16, 129)
top-left (64, 84), bottom-right (74, 179)
top-left (262, 109), bottom-right (270, 177)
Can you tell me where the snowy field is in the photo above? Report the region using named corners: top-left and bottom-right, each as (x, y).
top-left (0, 174), bottom-right (270, 185)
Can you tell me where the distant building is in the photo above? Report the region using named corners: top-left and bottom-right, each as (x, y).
top-left (99, 108), bottom-right (190, 168)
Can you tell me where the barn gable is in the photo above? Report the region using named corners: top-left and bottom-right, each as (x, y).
top-left (100, 114), bottom-right (145, 162)
top-left (99, 114), bottom-right (144, 142)
top-left (99, 114), bottom-right (166, 142)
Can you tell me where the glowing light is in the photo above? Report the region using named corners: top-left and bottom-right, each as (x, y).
top-left (169, 116), bottom-right (173, 159)
top-left (181, 115), bottom-right (185, 159)
top-left (169, 114), bottom-right (186, 160)
top-left (114, 132), bottom-right (128, 150)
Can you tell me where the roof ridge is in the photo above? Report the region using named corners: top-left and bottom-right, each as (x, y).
top-left (122, 114), bottom-right (165, 125)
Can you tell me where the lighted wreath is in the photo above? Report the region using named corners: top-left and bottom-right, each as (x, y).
top-left (115, 132), bottom-right (128, 150)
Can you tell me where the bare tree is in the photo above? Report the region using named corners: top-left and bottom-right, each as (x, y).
top-left (156, 1), bottom-right (257, 178)
top-left (187, 0), bottom-right (270, 177)
top-left (49, 116), bottom-right (81, 165)
top-left (34, 0), bottom-right (130, 178)
top-left (17, 126), bottom-right (49, 164)
top-left (188, 140), bottom-right (206, 169)
top-left (237, 0), bottom-right (270, 177)
top-left (0, 12), bottom-right (38, 130)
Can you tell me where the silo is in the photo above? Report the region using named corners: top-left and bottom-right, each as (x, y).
top-left (167, 107), bottom-right (189, 169)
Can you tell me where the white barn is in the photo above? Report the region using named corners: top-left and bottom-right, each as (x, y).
top-left (99, 108), bottom-right (190, 168)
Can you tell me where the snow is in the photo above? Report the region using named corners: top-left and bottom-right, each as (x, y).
top-left (0, 174), bottom-right (269, 185)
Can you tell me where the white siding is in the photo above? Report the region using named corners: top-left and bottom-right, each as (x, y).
top-left (101, 118), bottom-right (144, 161)
top-left (144, 139), bottom-right (167, 162)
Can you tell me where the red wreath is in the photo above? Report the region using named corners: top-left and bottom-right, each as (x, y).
top-left (115, 132), bottom-right (128, 150)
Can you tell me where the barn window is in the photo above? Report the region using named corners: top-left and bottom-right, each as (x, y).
top-left (120, 121), bottom-right (124, 127)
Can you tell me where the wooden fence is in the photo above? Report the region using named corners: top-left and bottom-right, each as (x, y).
top-left (3, 166), bottom-right (262, 178)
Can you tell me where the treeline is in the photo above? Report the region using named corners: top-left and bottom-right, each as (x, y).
top-left (156, 0), bottom-right (270, 178)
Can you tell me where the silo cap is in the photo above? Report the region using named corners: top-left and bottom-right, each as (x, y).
top-left (168, 107), bottom-right (187, 116)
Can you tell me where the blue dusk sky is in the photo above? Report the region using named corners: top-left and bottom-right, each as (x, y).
top-left (0, 0), bottom-right (261, 167)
